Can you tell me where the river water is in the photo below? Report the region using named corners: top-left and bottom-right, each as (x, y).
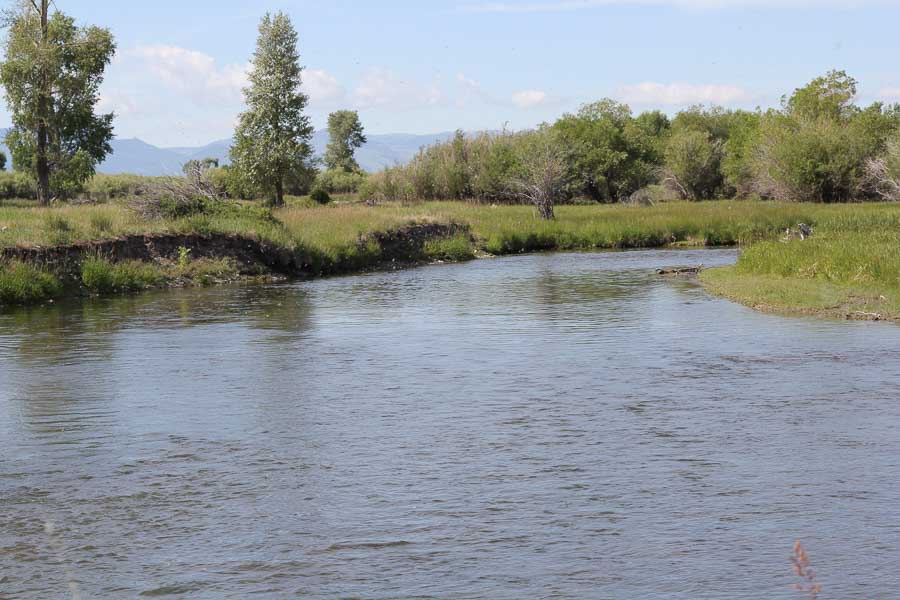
top-left (1, 249), bottom-right (898, 599)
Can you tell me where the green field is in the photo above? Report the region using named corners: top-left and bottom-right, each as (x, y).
top-left (5, 198), bottom-right (895, 251)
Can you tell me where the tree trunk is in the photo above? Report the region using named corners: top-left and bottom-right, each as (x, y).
top-left (35, 0), bottom-right (51, 206)
top-left (274, 177), bottom-right (284, 207)
top-left (36, 125), bottom-right (50, 205)
top-left (536, 195), bottom-right (555, 220)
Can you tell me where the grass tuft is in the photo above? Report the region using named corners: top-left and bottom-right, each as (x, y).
top-left (0, 261), bottom-right (62, 304)
top-left (424, 234), bottom-right (476, 262)
top-left (88, 212), bottom-right (116, 236)
top-left (81, 257), bottom-right (164, 294)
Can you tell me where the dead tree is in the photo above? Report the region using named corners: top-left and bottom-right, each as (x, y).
top-left (510, 130), bottom-right (568, 220)
top-left (863, 155), bottom-right (900, 201)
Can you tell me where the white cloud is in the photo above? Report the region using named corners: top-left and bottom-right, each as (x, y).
top-left (97, 91), bottom-right (139, 117)
top-left (100, 44), bottom-right (347, 145)
top-left (511, 89), bottom-right (550, 108)
top-left (131, 45), bottom-right (248, 105)
top-left (304, 68), bottom-right (345, 105)
top-left (617, 81), bottom-right (753, 105)
top-left (878, 86), bottom-right (900, 100)
top-left (461, 0), bottom-right (888, 12)
top-left (129, 45), bottom-right (344, 108)
top-left (352, 68), bottom-right (443, 109)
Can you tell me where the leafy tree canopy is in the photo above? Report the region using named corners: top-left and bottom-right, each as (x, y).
top-left (0, 3), bottom-right (115, 202)
top-left (324, 110), bottom-right (367, 172)
top-left (784, 69), bottom-right (858, 122)
top-left (230, 11), bottom-right (313, 207)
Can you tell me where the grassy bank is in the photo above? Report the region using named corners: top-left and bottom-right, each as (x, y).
top-left (701, 228), bottom-right (900, 322)
top-left (2, 199), bottom-right (899, 309)
top-left (5, 199), bottom-right (898, 252)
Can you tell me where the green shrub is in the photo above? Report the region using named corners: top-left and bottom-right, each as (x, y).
top-left (314, 168), bottom-right (367, 194)
top-left (161, 195), bottom-right (209, 219)
top-left (749, 71), bottom-right (900, 202)
top-left (176, 246), bottom-right (192, 269)
top-left (0, 261), bottom-right (62, 304)
top-left (285, 163), bottom-right (318, 196)
top-left (356, 175), bottom-right (379, 204)
top-left (310, 187), bottom-right (331, 204)
top-left (84, 174), bottom-right (154, 199)
top-left (424, 234), bottom-right (475, 261)
top-left (553, 100), bottom-right (664, 202)
top-left (663, 129), bottom-right (725, 200)
top-left (0, 171), bottom-right (37, 199)
top-left (81, 257), bottom-right (163, 294)
top-left (207, 165), bottom-right (259, 200)
top-left (359, 164), bottom-right (434, 204)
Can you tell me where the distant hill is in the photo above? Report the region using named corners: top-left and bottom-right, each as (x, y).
top-left (98, 138), bottom-right (187, 175)
top-left (0, 128), bottom-right (456, 175)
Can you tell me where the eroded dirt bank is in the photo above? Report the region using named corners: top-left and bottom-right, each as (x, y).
top-left (2, 222), bottom-right (470, 276)
top-left (0, 222), bottom-right (472, 303)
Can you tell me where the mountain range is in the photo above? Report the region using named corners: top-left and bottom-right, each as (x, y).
top-left (0, 129), bottom-right (456, 176)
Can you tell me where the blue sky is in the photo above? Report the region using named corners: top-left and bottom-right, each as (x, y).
top-left (14, 0), bottom-right (900, 147)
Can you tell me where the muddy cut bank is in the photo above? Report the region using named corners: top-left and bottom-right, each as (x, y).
top-left (0, 221), bottom-right (473, 304)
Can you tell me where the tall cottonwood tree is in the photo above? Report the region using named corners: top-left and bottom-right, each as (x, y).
top-left (324, 110), bottom-right (366, 172)
top-left (1, 0), bottom-right (115, 204)
top-left (231, 12), bottom-right (313, 207)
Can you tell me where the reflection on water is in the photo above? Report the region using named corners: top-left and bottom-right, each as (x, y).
top-left (1, 249), bottom-right (898, 599)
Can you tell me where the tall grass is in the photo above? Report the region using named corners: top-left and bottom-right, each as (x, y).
top-left (702, 207), bottom-right (900, 319)
top-left (0, 204), bottom-right (159, 247)
top-left (0, 261), bottom-right (62, 304)
top-left (81, 258), bottom-right (164, 294)
top-left (735, 232), bottom-right (900, 286)
top-left (424, 234), bottom-right (476, 261)
top-left (729, 206), bottom-right (900, 288)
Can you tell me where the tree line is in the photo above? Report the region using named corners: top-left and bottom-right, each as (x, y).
top-left (360, 70), bottom-right (900, 217)
top-left (2, 2), bottom-right (900, 218)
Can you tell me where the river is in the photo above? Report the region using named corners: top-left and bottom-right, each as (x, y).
top-left (1, 249), bottom-right (898, 599)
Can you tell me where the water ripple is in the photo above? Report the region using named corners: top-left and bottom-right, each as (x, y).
top-left (0, 249), bottom-right (898, 598)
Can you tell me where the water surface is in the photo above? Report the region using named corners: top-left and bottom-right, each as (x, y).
top-left (1, 249), bottom-right (898, 599)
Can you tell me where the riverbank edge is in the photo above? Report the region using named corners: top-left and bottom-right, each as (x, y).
top-left (7, 226), bottom-right (897, 327)
top-left (700, 267), bottom-right (900, 323)
top-left (0, 221), bottom-right (476, 306)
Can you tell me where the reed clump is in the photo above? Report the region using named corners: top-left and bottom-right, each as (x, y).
top-left (0, 261), bottom-right (62, 304)
top-left (81, 257), bottom-right (164, 294)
